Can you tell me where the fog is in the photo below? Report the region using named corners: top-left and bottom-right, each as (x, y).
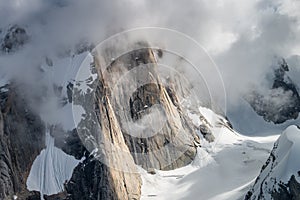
top-left (0, 0), bottom-right (299, 133)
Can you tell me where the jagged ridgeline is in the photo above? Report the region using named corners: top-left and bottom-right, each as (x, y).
top-left (245, 126), bottom-right (300, 200)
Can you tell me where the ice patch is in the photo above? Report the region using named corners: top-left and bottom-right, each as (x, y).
top-left (26, 128), bottom-right (81, 199)
top-left (74, 53), bottom-right (97, 95)
top-left (72, 104), bottom-right (86, 127)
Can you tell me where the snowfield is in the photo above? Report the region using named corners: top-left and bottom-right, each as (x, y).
top-left (140, 107), bottom-right (280, 200)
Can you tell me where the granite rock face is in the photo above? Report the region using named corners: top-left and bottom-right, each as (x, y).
top-left (94, 45), bottom-right (200, 170)
top-left (66, 157), bottom-right (141, 200)
top-left (67, 44), bottom-right (200, 199)
top-left (0, 85), bottom-right (45, 200)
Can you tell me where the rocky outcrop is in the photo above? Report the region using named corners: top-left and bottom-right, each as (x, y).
top-left (247, 59), bottom-right (300, 124)
top-left (0, 85), bottom-right (45, 199)
top-left (199, 124), bottom-right (215, 142)
top-left (51, 127), bottom-right (87, 160)
top-left (271, 175), bottom-right (300, 200)
top-left (66, 157), bottom-right (141, 200)
top-left (1, 25), bottom-right (29, 53)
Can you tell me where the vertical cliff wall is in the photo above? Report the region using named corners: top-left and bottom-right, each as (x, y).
top-left (0, 85), bottom-right (45, 199)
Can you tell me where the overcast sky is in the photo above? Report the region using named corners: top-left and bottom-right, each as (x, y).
top-left (0, 0), bottom-right (299, 128)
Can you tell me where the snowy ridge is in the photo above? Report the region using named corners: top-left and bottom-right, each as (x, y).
top-left (246, 125), bottom-right (300, 199)
top-left (26, 127), bottom-right (81, 199)
top-left (273, 126), bottom-right (300, 183)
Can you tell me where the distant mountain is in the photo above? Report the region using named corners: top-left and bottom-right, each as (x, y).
top-left (246, 59), bottom-right (300, 124)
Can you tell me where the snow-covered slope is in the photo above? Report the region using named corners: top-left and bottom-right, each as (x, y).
top-left (26, 127), bottom-right (81, 199)
top-left (140, 106), bottom-right (279, 200)
top-left (245, 125), bottom-right (300, 200)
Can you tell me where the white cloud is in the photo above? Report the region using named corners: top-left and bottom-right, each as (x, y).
top-left (0, 0), bottom-right (299, 123)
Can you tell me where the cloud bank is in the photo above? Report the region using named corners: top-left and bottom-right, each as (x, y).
top-left (0, 0), bottom-right (299, 132)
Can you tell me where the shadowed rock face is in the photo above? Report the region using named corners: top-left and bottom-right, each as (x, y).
top-left (130, 83), bottom-right (161, 121)
top-left (271, 175), bottom-right (300, 200)
top-left (0, 85), bottom-right (45, 200)
top-left (246, 175), bottom-right (300, 200)
top-left (66, 158), bottom-right (140, 200)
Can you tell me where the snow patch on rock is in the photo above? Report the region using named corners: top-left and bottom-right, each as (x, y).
top-left (26, 127), bottom-right (81, 199)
